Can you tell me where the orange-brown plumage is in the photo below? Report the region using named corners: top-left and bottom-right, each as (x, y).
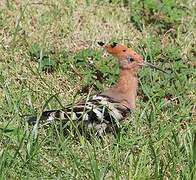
top-left (28, 42), bottom-right (166, 135)
top-left (99, 42), bottom-right (144, 109)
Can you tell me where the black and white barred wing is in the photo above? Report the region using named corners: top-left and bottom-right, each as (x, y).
top-left (27, 95), bottom-right (131, 126)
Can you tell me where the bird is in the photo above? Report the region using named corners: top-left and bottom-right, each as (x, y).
top-left (28, 42), bottom-right (166, 135)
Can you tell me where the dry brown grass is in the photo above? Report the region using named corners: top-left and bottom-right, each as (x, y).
top-left (0, 0), bottom-right (142, 108)
top-left (0, 1), bottom-right (195, 179)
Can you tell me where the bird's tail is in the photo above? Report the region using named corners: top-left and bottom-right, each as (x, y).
top-left (27, 109), bottom-right (67, 125)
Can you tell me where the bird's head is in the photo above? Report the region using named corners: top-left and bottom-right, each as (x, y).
top-left (98, 41), bottom-right (167, 73)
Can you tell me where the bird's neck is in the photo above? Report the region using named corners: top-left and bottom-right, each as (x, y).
top-left (102, 69), bottom-right (138, 109)
top-left (115, 69), bottom-right (138, 108)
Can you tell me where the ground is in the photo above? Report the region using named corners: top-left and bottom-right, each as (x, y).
top-left (0, 0), bottom-right (195, 179)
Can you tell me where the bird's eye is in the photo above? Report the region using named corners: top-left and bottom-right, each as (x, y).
top-left (127, 56), bottom-right (134, 63)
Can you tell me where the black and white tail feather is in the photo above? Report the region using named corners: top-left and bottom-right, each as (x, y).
top-left (28, 95), bottom-right (131, 134)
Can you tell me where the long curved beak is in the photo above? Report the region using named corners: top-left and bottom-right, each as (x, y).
top-left (143, 62), bottom-right (168, 74)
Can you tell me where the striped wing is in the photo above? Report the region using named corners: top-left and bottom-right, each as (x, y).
top-left (66, 95), bottom-right (130, 123)
top-left (28, 95), bottom-right (131, 130)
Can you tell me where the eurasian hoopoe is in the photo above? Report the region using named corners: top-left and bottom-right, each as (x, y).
top-left (28, 42), bottom-right (166, 134)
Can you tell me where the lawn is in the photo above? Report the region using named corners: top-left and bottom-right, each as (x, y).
top-left (0, 0), bottom-right (195, 179)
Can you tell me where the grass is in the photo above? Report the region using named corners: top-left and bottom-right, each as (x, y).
top-left (0, 0), bottom-right (195, 179)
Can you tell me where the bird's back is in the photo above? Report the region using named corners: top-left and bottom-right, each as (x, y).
top-left (28, 94), bottom-right (131, 133)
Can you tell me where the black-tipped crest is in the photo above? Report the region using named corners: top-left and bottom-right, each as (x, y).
top-left (111, 42), bottom-right (118, 48)
top-left (97, 41), bottom-right (105, 46)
